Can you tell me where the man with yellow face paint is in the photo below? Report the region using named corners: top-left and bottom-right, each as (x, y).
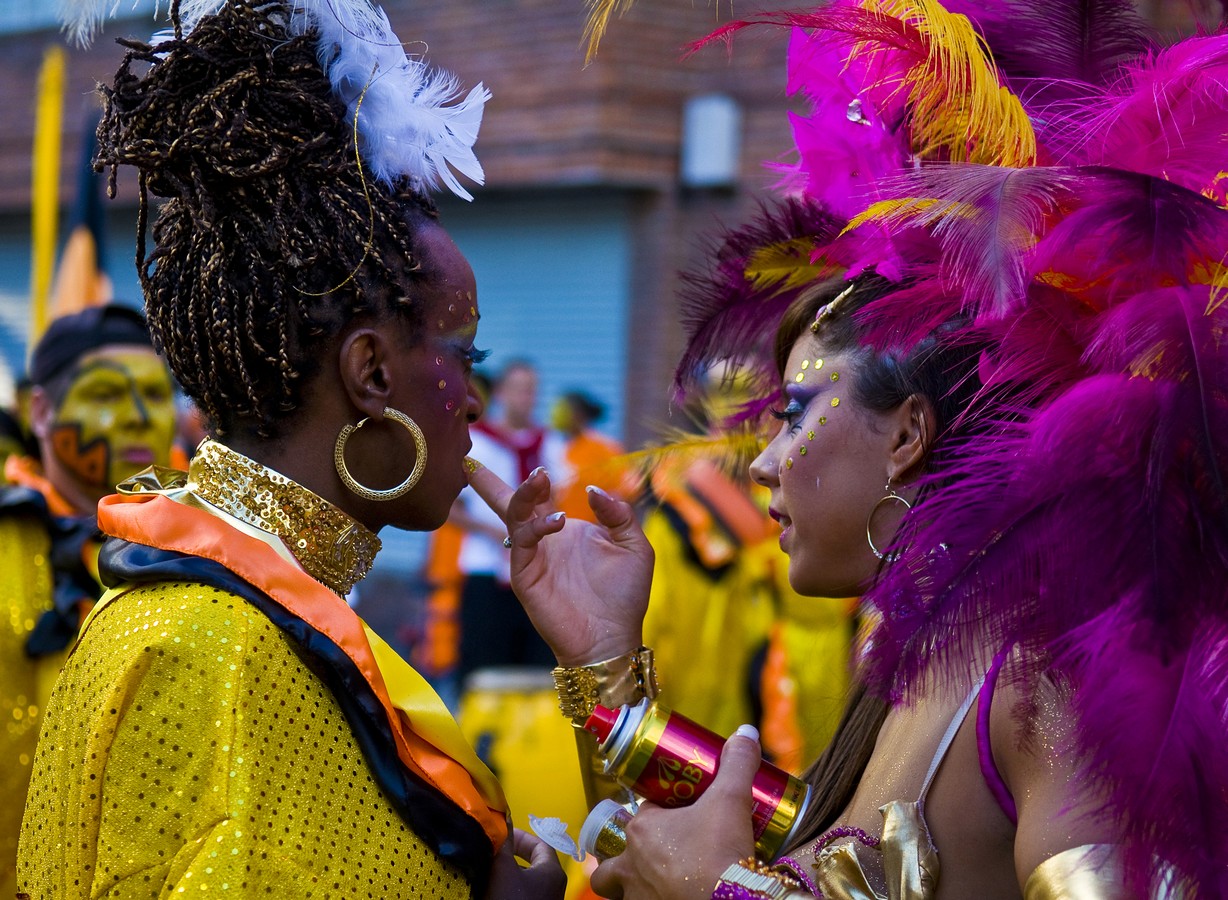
top-left (0, 304), bottom-right (175, 897)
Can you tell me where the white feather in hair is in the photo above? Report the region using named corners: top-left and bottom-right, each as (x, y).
top-left (59, 0), bottom-right (490, 201)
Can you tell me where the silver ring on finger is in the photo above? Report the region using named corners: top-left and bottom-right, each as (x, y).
top-left (502, 535), bottom-right (513, 548)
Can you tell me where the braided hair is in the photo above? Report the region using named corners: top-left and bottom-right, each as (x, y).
top-left (96, 0), bottom-right (440, 439)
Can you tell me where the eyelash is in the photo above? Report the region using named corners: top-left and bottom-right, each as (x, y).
top-left (464, 347), bottom-right (492, 365)
top-left (769, 399), bottom-right (805, 430)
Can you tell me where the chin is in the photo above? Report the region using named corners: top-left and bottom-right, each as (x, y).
top-left (788, 555), bottom-right (864, 600)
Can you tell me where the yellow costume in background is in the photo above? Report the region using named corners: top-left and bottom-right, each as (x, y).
top-left (753, 537), bottom-right (856, 771)
top-left (0, 518), bottom-right (58, 899)
top-left (642, 460), bottom-right (856, 763)
top-left (642, 460), bottom-right (776, 737)
top-left (1, 455), bottom-right (99, 899)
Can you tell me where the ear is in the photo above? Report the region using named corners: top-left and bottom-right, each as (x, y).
top-left (29, 386), bottom-right (54, 442)
top-left (886, 394), bottom-right (935, 484)
top-left (337, 328), bottom-right (395, 420)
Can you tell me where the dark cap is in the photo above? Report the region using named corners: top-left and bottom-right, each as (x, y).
top-left (28, 304), bottom-right (153, 387)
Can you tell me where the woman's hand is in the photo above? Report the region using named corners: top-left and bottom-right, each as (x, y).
top-left (483, 828), bottom-right (567, 900)
top-left (589, 729), bottom-right (762, 900)
top-left (468, 464), bottom-right (653, 666)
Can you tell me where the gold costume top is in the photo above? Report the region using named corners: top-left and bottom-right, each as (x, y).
top-left (17, 441), bottom-right (508, 899)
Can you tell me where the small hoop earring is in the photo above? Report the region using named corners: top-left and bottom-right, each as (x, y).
top-left (334, 407), bottom-right (427, 501)
top-left (866, 479), bottom-right (912, 561)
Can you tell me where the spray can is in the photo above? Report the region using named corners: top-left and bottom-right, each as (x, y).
top-left (583, 699), bottom-right (809, 860)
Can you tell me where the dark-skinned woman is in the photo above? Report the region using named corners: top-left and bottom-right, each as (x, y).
top-left (19, 2), bottom-right (564, 897)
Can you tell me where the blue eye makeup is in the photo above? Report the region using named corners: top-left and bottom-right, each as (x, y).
top-left (464, 347), bottom-right (492, 366)
top-left (769, 398), bottom-right (806, 429)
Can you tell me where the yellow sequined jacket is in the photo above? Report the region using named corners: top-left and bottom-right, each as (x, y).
top-left (19, 447), bottom-right (511, 899)
top-left (18, 580), bottom-right (473, 899)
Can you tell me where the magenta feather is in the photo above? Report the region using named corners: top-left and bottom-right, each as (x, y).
top-left (672, 197), bottom-right (846, 405)
top-left (1029, 167), bottom-right (1228, 306)
top-left (852, 164), bottom-right (1075, 316)
top-left (1041, 36), bottom-right (1228, 202)
top-left (939, 0), bottom-right (1155, 101)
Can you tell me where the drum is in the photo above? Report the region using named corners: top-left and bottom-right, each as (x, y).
top-left (459, 667), bottom-right (593, 897)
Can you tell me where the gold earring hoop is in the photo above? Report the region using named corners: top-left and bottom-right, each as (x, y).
top-left (866, 479), bottom-right (912, 561)
top-left (334, 407), bottom-right (427, 501)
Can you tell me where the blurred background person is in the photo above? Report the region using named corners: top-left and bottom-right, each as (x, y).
top-left (0, 408), bottom-right (27, 484)
top-left (450, 359), bottom-right (561, 683)
top-left (0, 303), bottom-right (174, 898)
top-left (549, 389), bottom-right (639, 522)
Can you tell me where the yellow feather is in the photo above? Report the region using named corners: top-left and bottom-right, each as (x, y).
top-left (864, 0), bottom-right (1036, 168)
top-left (621, 429), bottom-right (768, 480)
top-left (30, 46), bottom-right (65, 343)
top-left (843, 196), bottom-right (939, 233)
top-left (582, 0), bottom-right (637, 63)
top-left (744, 238), bottom-right (828, 291)
top-left (1204, 258), bottom-right (1228, 316)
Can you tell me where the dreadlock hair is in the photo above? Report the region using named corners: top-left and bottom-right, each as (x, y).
top-left (95, 0), bottom-right (441, 440)
top-left (773, 273), bottom-right (988, 849)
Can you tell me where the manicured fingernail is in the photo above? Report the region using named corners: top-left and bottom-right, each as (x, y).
top-left (734, 724), bottom-right (759, 741)
top-left (464, 457), bottom-right (482, 474)
top-left (547, 512), bottom-right (565, 523)
top-left (586, 485), bottom-right (612, 499)
top-left (530, 466), bottom-right (548, 479)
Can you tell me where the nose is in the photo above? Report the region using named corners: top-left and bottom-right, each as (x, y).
top-left (750, 436), bottom-right (780, 488)
top-left (124, 388), bottom-right (152, 429)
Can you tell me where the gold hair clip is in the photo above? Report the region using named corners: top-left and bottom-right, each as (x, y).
top-left (811, 282), bottom-right (858, 333)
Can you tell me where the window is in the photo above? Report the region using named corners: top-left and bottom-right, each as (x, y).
top-left (0, 0), bottom-right (161, 35)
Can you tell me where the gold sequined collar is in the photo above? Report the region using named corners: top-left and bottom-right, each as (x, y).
top-left (188, 439), bottom-right (381, 595)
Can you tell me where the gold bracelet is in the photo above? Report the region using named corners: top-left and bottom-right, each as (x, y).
top-left (714, 858), bottom-right (804, 899)
top-left (553, 646), bottom-right (657, 720)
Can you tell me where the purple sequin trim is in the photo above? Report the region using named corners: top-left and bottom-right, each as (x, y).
top-left (814, 825), bottom-right (881, 852)
top-left (776, 856), bottom-right (819, 896)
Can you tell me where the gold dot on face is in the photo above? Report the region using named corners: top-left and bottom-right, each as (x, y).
top-left (814, 359), bottom-right (824, 370)
top-left (807, 430), bottom-right (815, 440)
top-left (438, 380), bottom-right (447, 389)
top-left (794, 372), bottom-right (805, 383)
top-left (830, 372), bottom-right (840, 382)
top-left (819, 416), bottom-right (828, 426)
top-left (785, 458), bottom-right (794, 470)
top-left (799, 446), bottom-right (808, 456)
top-left (801, 360), bottom-right (810, 370)
top-left (831, 398), bottom-right (840, 407)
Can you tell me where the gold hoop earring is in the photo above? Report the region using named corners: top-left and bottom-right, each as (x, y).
top-left (334, 407), bottom-right (427, 501)
top-left (866, 479), bottom-right (912, 561)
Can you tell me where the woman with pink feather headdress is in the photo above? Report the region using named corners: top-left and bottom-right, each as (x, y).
top-left (466, 1), bottom-right (1228, 898)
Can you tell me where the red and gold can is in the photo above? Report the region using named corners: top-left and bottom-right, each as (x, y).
top-left (584, 699), bottom-right (809, 860)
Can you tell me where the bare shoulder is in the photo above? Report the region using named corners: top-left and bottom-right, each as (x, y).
top-left (989, 670), bottom-right (1120, 885)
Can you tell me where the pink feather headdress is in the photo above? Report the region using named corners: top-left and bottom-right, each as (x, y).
top-left (674, 1), bottom-right (1228, 892)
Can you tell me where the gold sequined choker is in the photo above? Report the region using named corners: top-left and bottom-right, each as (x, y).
top-left (189, 439), bottom-right (381, 596)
